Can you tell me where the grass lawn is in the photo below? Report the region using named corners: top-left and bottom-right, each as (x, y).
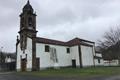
top-left (18, 67), bottom-right (120, 78)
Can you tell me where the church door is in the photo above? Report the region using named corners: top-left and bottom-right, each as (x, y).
top-left (72, 60), bottom-right (76, 68)
top-left (36, 58), bottom-right (40, 70)
top-left (21, 59), bottom-right (26, 71)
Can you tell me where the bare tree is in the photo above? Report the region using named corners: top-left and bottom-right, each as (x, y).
top-left (0, 52), bottom-right (5, 63)
top-left (98, 27), bottom-right (120, 60)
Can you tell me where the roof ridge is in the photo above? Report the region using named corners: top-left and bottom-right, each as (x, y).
top-left (36, 37), bottom-right (66, 43)
top-left (35, 37), bottom-right (94, 46)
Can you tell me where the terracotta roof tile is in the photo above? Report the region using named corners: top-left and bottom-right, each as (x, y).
top-left (35, 37), bottom-right (94, 47)
top-left (35, 37), bottom-right (67, 46)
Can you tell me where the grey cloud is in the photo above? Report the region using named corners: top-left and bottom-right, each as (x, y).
top-left (0, 0), bottom-right (120, 52)
top-left (38, 7), bottom-right (76, 26)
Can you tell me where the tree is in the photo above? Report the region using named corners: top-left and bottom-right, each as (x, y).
top-left (0, 52), bottom-right (5, 63)
top-left (98, 27), bottom-right (120, 60)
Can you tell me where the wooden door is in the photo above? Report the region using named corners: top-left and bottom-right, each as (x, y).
top-left (21, 59), bottom-right (26, 71)
top-left (72, 60), bottom-right (76, 68)
top-left (36, 58), bottom-right (40, 70)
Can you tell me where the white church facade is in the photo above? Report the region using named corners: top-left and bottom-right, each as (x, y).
top-left (16, 1), bottom-right (103, 71)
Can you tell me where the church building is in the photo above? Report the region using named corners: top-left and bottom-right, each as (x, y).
top-left (16, 1), bottom-right (100, 71)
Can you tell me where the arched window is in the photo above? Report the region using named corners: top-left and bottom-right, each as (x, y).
top-left (28, 17), bottom-right (32, 26)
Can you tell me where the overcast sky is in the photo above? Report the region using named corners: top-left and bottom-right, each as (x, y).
top-left (0, 0), bottom-right (120, 52)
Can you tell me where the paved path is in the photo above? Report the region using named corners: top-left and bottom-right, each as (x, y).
top-left (0, 72), bottom-right (120, 80)
top-left (104, 76), bottom-right (120, 80)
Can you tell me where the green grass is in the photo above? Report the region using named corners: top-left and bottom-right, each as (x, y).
top-left (17, 67), bottom-right (120, 78)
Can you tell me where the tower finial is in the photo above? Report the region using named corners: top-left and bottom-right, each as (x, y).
top-left (27, 0), bottom-right (30, 4)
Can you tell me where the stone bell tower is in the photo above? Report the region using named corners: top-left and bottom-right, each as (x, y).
top-left (18, 0), bottom-right (37, 71)
top-left (19, 0), bottom-right (37, 50)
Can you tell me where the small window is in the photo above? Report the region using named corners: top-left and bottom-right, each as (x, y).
top-left (67, 48), bottom-right (70, 53)
top-left (98, 59), bottom-right (101, 63)
top-left (26, 54), bottom-right (27, 58)
top-left (45, 45), bottom-right (50, 52)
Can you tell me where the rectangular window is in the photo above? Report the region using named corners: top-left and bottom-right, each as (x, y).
top-left (45, 45), bottom-right (50, 52)
top-left (67, 48), bottom-right (70, 53)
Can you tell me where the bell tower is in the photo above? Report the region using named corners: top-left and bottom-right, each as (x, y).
top-left (19, 0), bottom-right (37, 50)
top-left (18, 0), bottom-right (38, 71)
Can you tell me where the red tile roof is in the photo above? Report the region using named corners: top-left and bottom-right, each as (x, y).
top-left (35, 37), bottom-right (67, 46)
top-left (35, 37), bottom-right (94, 47)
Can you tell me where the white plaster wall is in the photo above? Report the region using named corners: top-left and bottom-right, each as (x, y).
top-left (104, 60), bottom-right (119, 66)
top-left (81, 45), bottom-right (94, 67)
top-left (36, 43), bottom-right (52, 68)
top-left (25, 37), bottom-right (32, 70)
top-left (95, 53), bottom-right (102, 57)
top-left (5, 57), bottom-right (12, 63)
top-left (82, 42), bottom-right (96, 56)
top-left (55, 45), bottom-right (72, 67)
top-left (36, 43), bottom-right (72, 69)
top-left (94, 53), bottom-right (104, 66)
top-left (95, 59), bottom-right (104, 66)
top-left (70, 46), bottom-right (80, 66)
top-left (16, 37), bottom-right (32, 71)
top-left (81, 41), bottom-right (94, 46)
top-left (16, 43), bottom-right (22, 70)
